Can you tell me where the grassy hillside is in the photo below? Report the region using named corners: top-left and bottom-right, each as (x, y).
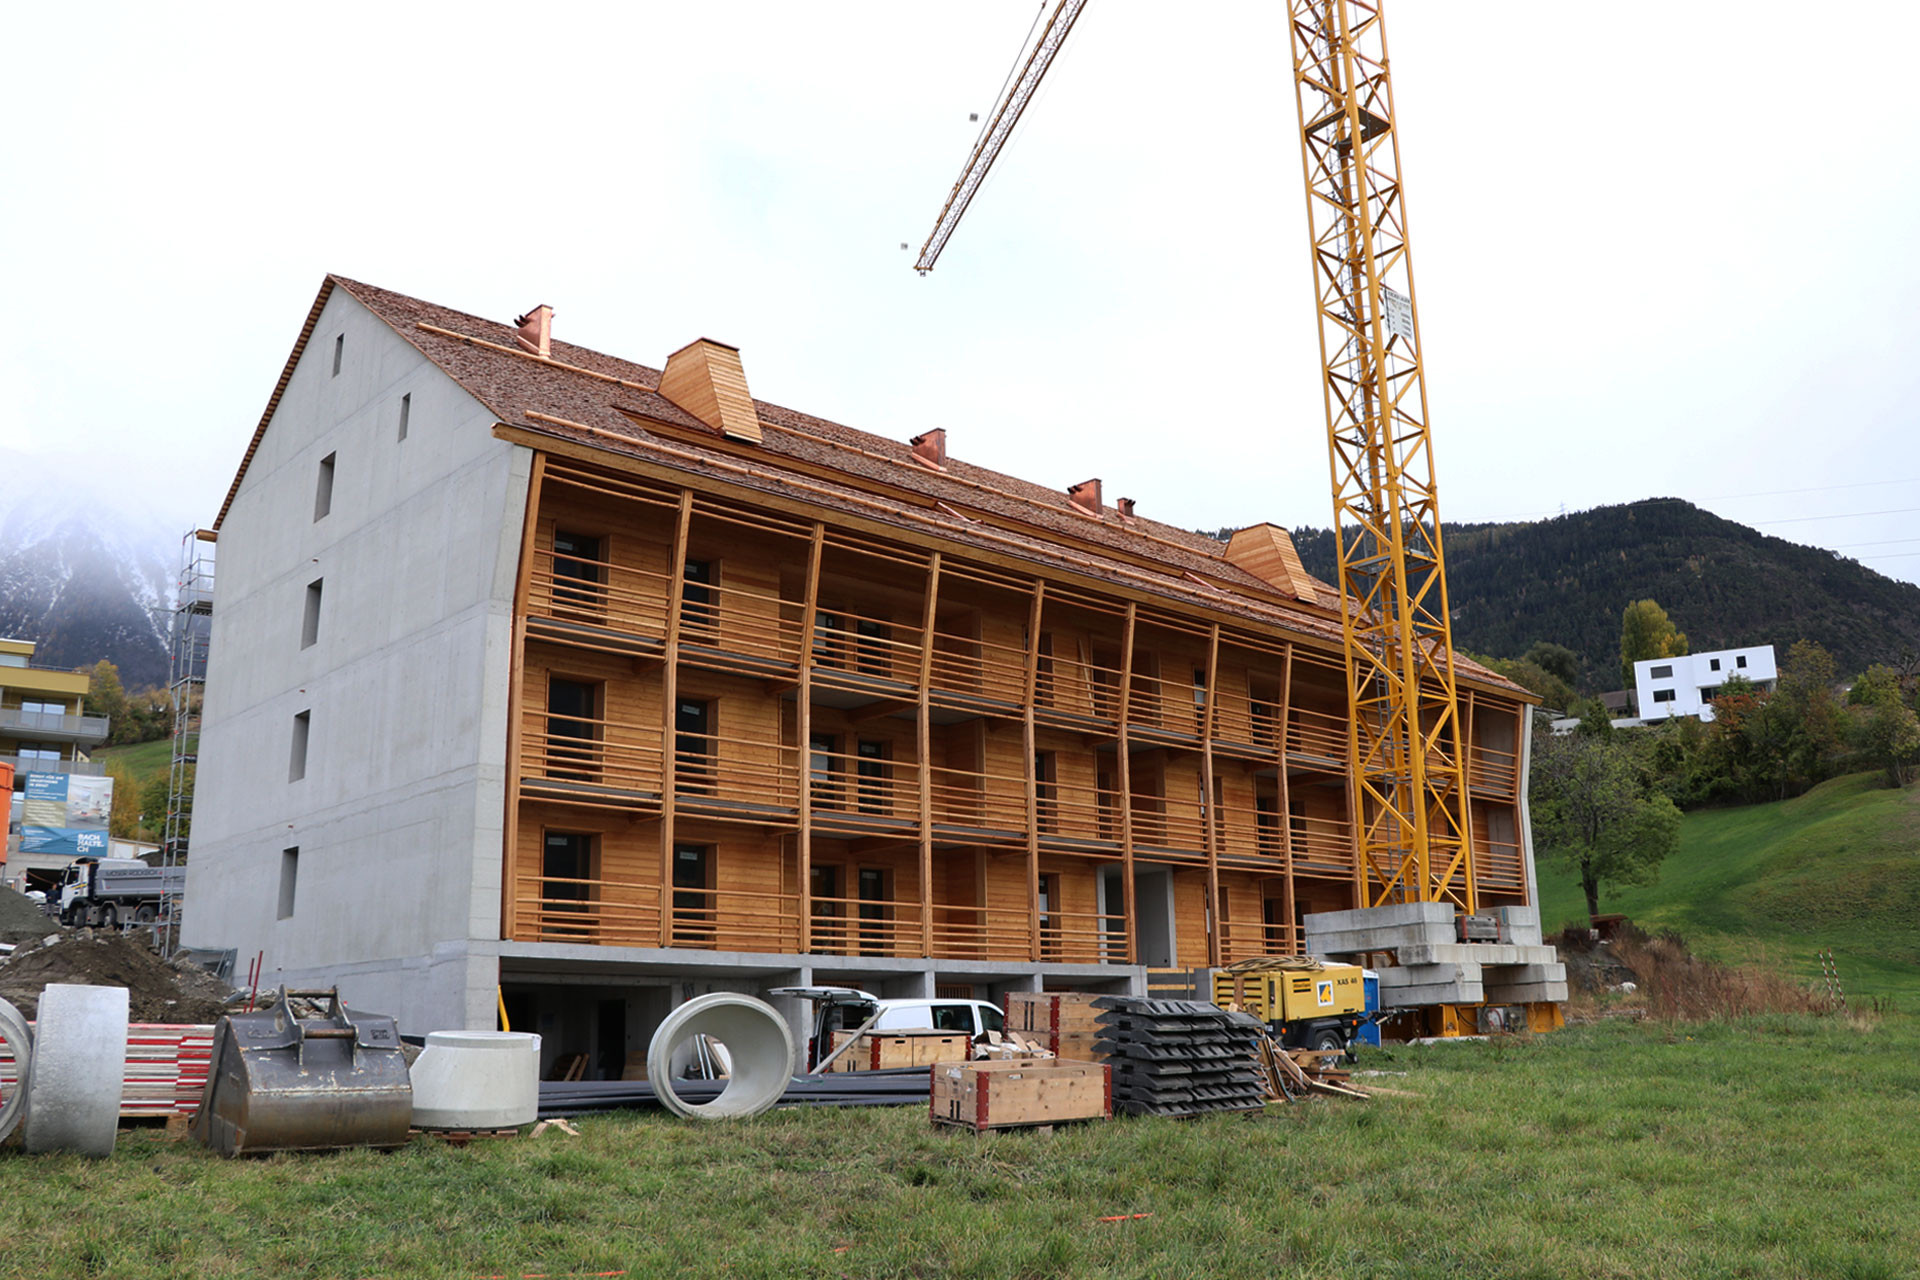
top-left (1289, 499), bottom-right (1920, 687)
top-left (1537, 772), bottom-right (1920, 1002)
top-left (95, 738), bottom-right (171, 786)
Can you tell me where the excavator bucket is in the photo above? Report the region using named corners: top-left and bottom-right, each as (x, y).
top-left (189, 988), bottom-right (411, 1156)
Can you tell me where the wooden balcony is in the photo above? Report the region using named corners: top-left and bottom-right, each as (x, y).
top-left (1469, 743), bottom-right (1520, 797)
top-left (1219, 920), bottom-right (1305, 965)
top-left (511, 873), bottom-right (1126, 963)
top-left (1476, 839), bottom-right (1526, 894)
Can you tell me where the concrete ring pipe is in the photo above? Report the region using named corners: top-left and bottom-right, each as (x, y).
top-left (646, 993), bottom-right (794, 1120)
top-left (22, 983), bottom-right (129, 1158)
top-left (0, 996), bottom-right (32, 1144)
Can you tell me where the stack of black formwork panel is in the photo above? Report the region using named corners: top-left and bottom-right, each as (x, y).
top-left (1092, 997), bottom-right (1267, 1118)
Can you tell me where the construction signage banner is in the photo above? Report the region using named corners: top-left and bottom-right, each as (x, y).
top-left (19, 772), bottom-right (113, 858)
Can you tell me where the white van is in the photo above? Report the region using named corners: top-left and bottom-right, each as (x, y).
top-left (770, 986), bottom-right (1007, 1070)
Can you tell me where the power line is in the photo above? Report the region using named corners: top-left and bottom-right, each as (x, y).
top-left (1755, 506), bottom-right (1920, 527)
top-left (1473, 479), bottom-right (1919, 528)
top-left (1831, 536), bottom-right (1920, 550)
top-left (1702, 476), bottom-right (1920, 502)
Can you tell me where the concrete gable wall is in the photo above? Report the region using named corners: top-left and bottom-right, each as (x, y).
top-left (187, 288), bottom-right (530, 1031)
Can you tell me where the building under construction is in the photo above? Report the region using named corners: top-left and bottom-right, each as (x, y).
top-left (181, 276), bottom-right (1539, 1070)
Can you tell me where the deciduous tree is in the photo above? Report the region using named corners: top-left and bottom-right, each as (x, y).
top-left (1619, 600), bottom-right (1687, 687)
top-left (1854, 699), bottom-right (1920, 788)
top-left (1523, 641), bottom-right (1582, 690)
top-left (1531, 727), bottom-right (1681, 920)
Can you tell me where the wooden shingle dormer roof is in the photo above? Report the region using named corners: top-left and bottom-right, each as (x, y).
top-left (216, 275), bottom-right (1529, 699)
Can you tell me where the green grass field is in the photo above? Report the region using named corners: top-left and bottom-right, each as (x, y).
top-left (1536, 772), bottom-right (1920, 1004)
top-left (1, 1015), bottom-right (1913, 1279)
top-left (94, 738), bottom-right (173, 790)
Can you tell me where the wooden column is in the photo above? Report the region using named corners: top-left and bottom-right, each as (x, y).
top-left (915, 552), bottom-right (943, 957)
top-left (1460, 686), bottom-right (1478, 910)
top-left (657, 490), bottom-right (694, 947)
top-left (1276, 642), bottom-right (1296, 950)
top-left (1021, 582), bottom-right (1047, 962)
top-left (500, 451), bottom-right (547, 943)
top-left (1201, 623), bottom-right (1222, 967)
top-left (795, 522), bottom-right (825, 953)
top-left (1116, 602), bottom-right (1138, 964)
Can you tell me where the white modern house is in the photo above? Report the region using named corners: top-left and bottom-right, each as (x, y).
top-left (1634, 645), bottom-right (1777, 722)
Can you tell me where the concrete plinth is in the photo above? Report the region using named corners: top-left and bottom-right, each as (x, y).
top-left (1397, 943), bottom-right (1561, 967)
top-left (1494, 905), bottom-right (1544, 946)
top-left (1380, 981), bottom-right (1484, 1008)
top-left (1304, 923), bottom-right (1457, 956)
top-left (1303, 903), bottom-right (1455, 933)
top-left (22, 984), bottom-right (128, 1158)
top-left (1378, 963), bottom-right (1482, 988)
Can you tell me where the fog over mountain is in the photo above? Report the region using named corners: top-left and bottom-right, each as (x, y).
top-left (0, 448), bottom-right (195, 689)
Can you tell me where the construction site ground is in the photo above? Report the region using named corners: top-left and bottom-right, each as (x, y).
top-left (0, 888), bottom-right (234, 1023)
top-left (0, 1013), bottom-right (1911, 1279)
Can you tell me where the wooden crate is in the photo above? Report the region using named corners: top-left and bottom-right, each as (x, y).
top-left (1003, 993), bottom-right (1106, 1061)
top-left (827, 1031), bottom-right (973, 1072)
top-left (930, 1057), bottom-right (1111, 1132)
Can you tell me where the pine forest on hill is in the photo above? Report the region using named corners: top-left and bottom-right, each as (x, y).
top-left (1287, 499), bottom-right (1920, 690)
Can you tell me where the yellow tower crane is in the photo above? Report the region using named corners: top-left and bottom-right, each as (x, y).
top-left (914, 0), bottom-right (1088, 275)
top-left (914, 0), bottom-right (1475, 914)
top-left (1285, 1), bottom-right (1473, 912)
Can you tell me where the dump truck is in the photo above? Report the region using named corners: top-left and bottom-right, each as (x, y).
top-left (1211, 958), bottom-right (1369, 1058)
top-left (55, 857), bottom-right (187, 928)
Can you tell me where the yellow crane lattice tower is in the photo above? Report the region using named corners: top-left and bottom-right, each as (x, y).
top-left (1287, 0), bottom-right (1474, 911)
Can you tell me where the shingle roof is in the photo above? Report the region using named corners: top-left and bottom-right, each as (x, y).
top-left (217, 274), bottom-right (1526, 698)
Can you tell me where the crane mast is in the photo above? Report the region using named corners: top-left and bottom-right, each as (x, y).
top-left (914, 0), bottom-right (1089, 274)
top-left (1287, 0), bottom-right (1473, 911)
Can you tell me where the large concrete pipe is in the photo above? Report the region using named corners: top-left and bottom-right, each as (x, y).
top-left (646, 993), bottom-right (794, 1120)
top-left (0, 996), bottom-right (31, 1144)
top-left (22, 983), bottom-right (128, 1158)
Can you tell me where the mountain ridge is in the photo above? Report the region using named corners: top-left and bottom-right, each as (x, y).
top-left (1287, 498), bottom-right (1920, 688)
top-left (0, 453), bottom-right (183, 689)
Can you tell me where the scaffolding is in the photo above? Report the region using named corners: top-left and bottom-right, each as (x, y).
top-left (161, 529), bottom-right (215, 950)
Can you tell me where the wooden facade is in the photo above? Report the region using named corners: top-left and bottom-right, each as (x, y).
top-left (500, 456), bottom-right (1531, 971)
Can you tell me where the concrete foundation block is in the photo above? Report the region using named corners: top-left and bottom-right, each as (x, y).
top-left (1303, 902), bottom-right (1455, 934)
top-left (1483, 981), bottom-right (1569, 1004)
top-left (1380, 981), bottom-right (1485, 1008)
top-left (22, 984), bottom-right (128, 1158)
top-left (1377, 962), bottom-right (1484, 988)
top-left (1304, 923), bottom-right (1457, 956)
top-left (1495, 905), bottom-right (1544, 946)
top-left (410, 1030), bottom-right (542, 1129)
top-left (1397, 943), bottom-right (1561, 967)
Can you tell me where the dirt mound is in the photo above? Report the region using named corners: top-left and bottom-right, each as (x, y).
top-left (0, 931), bottom-right (236, 1023)
top-left (0, 886), bottom-right (58, 944)
top-left (1549, 927), bottom-right (1639, 993)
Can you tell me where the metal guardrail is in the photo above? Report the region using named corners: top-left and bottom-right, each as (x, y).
top-left (0, 708), bottom-right (110, 742)
top-left (0, 754), bottom-right (105, 778)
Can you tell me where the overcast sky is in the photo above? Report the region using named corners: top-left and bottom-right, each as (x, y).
top-left (3, 2), bottom-right (1917, 598)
